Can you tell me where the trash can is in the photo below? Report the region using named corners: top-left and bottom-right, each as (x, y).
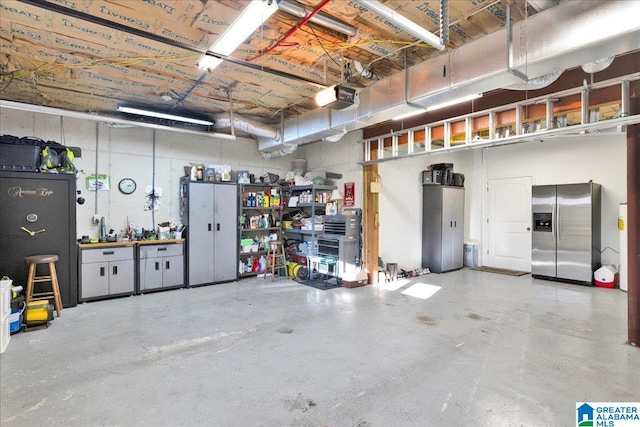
top-left (386, 263), bottom-right (398, 281)
top-left (464, 240), bottom-right (479, 267)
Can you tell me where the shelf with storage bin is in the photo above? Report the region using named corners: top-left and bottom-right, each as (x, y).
top-left (238, 183), bottom-right (282, 277)
top-left (363, 75), bottom-right (640, 163)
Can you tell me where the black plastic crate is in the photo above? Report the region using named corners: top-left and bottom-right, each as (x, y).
top-left (0, 144), bottom-right (41, 171)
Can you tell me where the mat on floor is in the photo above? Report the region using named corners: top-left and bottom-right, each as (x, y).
top-left (296, 278), bottom-right (342, 290)
top-left (471, 266), bottom-right (528, 276)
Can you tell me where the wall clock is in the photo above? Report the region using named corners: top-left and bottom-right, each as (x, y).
top-left (118, 178), bottom-right (137, 195)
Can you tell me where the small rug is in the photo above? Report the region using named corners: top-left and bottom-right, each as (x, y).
top-left (297, 279), bottom-right (342, 290)
top-left (471, 266), bottom-right (528, 276)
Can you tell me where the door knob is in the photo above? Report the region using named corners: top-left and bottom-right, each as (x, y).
top-left (526, 227), bottom-right (531, 231)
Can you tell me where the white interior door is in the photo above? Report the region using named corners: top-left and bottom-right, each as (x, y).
top-left (486, 177), bottom-right (532, 271)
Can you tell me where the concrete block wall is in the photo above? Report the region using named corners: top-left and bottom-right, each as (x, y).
top-left (0, 108), bottom-right (292, 239)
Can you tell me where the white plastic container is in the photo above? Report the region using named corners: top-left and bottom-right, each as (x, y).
top-left (594, 265), bottom-right (618, 288)
top-left (0, 279), bottom-right (11, 320)
top-left (1, 317), bottom-right (10, 353)
top-left (464, 240), bottom-right (479, 267)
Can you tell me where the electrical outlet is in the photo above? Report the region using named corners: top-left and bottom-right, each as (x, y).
top-left (93, 215), bottom-right (101, 224)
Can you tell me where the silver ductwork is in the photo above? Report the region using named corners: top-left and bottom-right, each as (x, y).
top-left (261, 0), bottom-right (640, 154)
top-left (212, 113), bottom-right (280, 140)
top-left (260, 143), bottom-right (298, 159)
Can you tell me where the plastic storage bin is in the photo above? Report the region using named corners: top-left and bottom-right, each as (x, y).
top-left (1, 317), bottom-right (10, 353)
top-left (464, 240), bottom-right (479, 267)
top-left (0, 279), bottom-right (11, 319)
top-left (9, 311), bottom-right (21, 334)
top-left (0, 144), bottom-right (41, 170)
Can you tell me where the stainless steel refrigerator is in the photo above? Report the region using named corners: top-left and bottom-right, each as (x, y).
top-left (531, 182), bottom-right (601, 285)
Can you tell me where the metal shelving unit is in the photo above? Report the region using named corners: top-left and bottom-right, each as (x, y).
top-left (238, 183), bottom-right (282, 277)
top-left (282, 184), bottom-right (336, 258)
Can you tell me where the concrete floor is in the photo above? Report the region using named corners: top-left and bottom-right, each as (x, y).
top-left (1, 269), bottom-right (638, 427)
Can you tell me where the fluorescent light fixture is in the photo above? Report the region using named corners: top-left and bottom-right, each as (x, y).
top-left (315, 86), bottom-right (337, 106)
top-left (425, 93), bottom-right (483, 112)
top-left (315, 85), bottom-right (357, 109)
top-left (117, 106), bottom-right (214, 125)
top-left (197, 0), bottom-right (279, 71)
top-left (392, 108), bottom-right (426, 121)
top-left (354, 0), bottom-right (444, 51)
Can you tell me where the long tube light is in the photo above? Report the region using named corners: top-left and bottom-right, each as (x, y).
top-left (392, 94), bottom-right (483, 120)
top-left (425, 93), bottom-right (483, 111)
top-left (1, 100), bottom-right (236, 140)
top-left (392, 109), bottom-right (426, 121)
top-left (117, 106), bottom-right (214, 125)
top-left (354, 0), bottom-right (445, 51)
top-left (197, 0), bottom-right (280, 71)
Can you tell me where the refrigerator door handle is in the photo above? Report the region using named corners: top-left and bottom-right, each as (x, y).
top-left (557, 201), bottom-right (561, 241)
top-left (553, 203), bottom-right (557, 244)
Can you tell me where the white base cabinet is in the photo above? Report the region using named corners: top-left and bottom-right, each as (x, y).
top-left (80, 246), bottom-right (135, 300)
top-left (139, 243), bottom-right (184, 292)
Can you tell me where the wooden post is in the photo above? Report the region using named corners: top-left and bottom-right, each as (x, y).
top-left (627, 96), bottom-right (640, 347)
top-left (363, 164), bottom-right (379, 284)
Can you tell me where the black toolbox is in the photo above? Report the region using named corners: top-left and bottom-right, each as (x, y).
top-left (0, 144), bottom-right (41, 171)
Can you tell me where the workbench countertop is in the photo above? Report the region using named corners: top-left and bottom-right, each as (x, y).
top-left (78, 239), bottom-right (185, 249)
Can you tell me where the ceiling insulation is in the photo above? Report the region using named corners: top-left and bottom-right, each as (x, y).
top-left (1, 0), bottom-right (639, 154)
top-left (1, 0), bottom-right (530, 130)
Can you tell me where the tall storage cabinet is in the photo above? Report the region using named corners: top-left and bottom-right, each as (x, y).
top-left (422, 185), bottom-right (464, 273)
top-left (180, 178), bottom-right (238, 286)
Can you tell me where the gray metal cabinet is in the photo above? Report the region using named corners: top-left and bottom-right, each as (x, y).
top-left (422, 185), bottom-right (464, 273)
top-left (180, 178), bottom-right (238, 286)
top-left (139, 243), bottom-right (184, 292)
top-left (80, 246), bottom-right (135, 300)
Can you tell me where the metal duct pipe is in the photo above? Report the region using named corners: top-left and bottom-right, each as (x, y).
top-left (212, 113), bottom-right (280, 140)
top-left (260, 142), bottom-right (297, 159)
top-left (278, 0), bottom-right (357, 37)
top-left (267, 0), bottom-right (640, 152)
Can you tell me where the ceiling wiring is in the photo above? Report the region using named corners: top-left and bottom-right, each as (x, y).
top-left (0, 72), bottom-right (15, 93)
top-left (0, 54), bottom-right (191, 82)
top-left (307, 22), bottom-right (343, 69)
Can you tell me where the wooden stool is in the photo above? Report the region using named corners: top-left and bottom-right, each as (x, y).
top-left (25, 254), bottom-right (62, 317)
top-left (265, 241), bottom-right (288, 281)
